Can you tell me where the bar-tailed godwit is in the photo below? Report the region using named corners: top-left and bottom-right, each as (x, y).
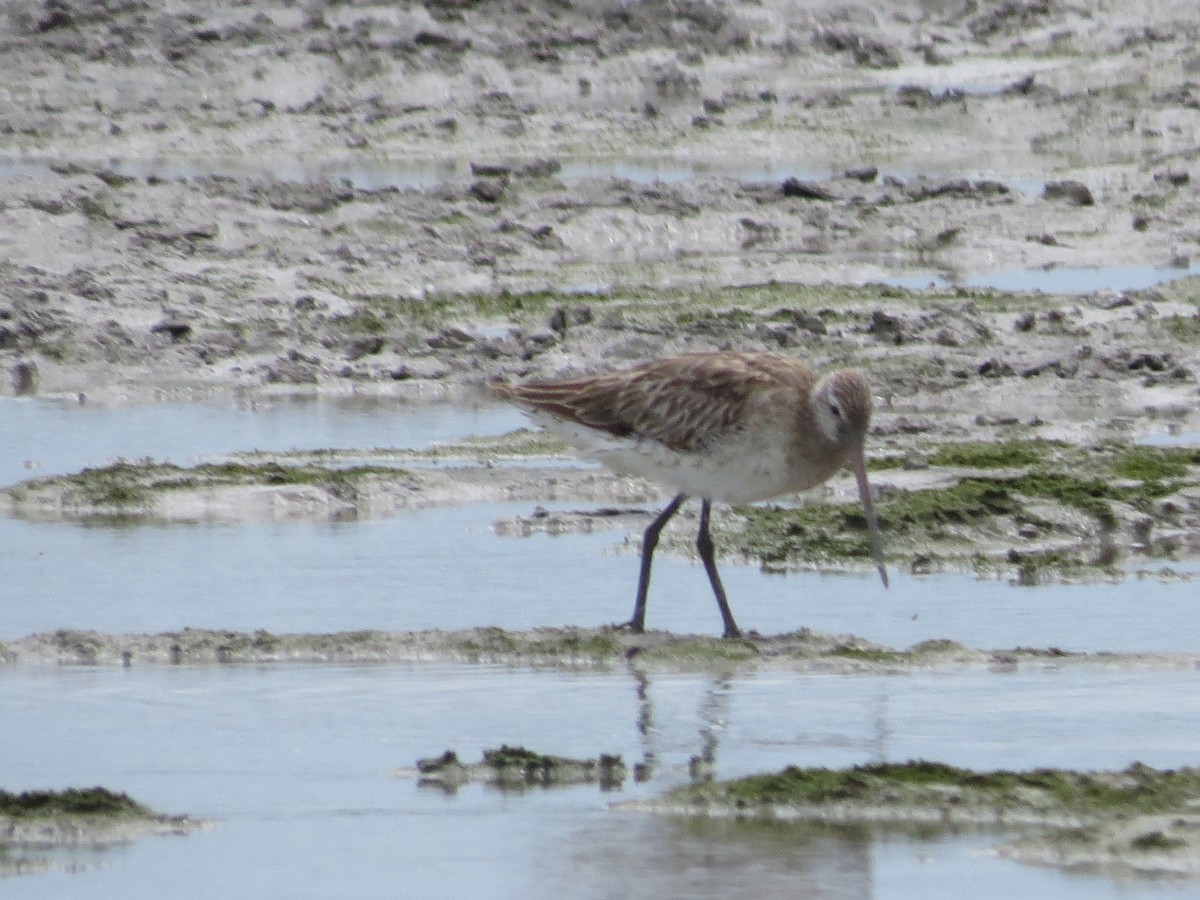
top-left (491, 351), bottom-right (888, 637)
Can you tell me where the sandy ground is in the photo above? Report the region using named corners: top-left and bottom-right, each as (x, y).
top-left (6, 623), bottom-right (1200, 672)
top-left (0, 0), bottom-right (1198, 434)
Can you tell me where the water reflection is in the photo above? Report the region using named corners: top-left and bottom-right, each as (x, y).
top-left (558, 816), bottom-right (875, 900)
top-left (4, 660), bottom-right (1200, 896)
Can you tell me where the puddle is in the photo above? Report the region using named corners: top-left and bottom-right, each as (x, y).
top-left (2, 663), bottom-right (1199, 897)
top-left (557, 161), bottom-right (831, 185)
top-left (1141, 429), bottom-right (1200, 448)
top-left (884, 262), bottom-right (1200, 294)
top-left (0, 395), bottom-right (525, 488)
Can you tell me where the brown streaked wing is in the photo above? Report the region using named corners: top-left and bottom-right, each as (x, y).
top-left (494, 353), bottom-right (813, 452)
top-left (490, 374), bottom-right (641, 438)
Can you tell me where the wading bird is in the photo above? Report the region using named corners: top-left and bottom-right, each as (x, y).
top-left (492, 351), bottom-right (888, 638)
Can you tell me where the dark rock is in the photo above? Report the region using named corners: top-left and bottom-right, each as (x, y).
top-left (973, 179), bottom-right (1011, 196)
top-left (1027, 232), bottom-right (1060, 245)
top-left (516, 158), bottom-right (562, 178)
top-left (529, 224), bottom-right (564, 250)
top-left (1004, 74), bottom-right (1037, 95)
top-left (264, 350), bottom-right (321, 384)
top-left (12, 361), bottom-right (38, 395)
top-left (781, 177), bottom-right (835, 200)
top-left (867, 310), bottom-right (907, 344)
top-left (968, 0), bottom-right (1054, 40)
top-left (255, 181), bottom-right (353, 214)
top-left (904, 178), bottom-right (976, 201)
top-left (1020, 357), bottom-right (1071, 378)
top-left (895, 84), bottom-right (965, 107)
top-left (843, 166), bottom-right (879, 183)
top-left (1043, 180), bottom-right (1095, 206)
top-left (150, 318), bottom-right (192, 342)
top-left (978, 358), bottom-right (1015, 377)
top-left (345, 336), bottom-right (385, 360)
top-left (66, 269), bottom-right (116, 302)
top-left (469, 179), bottom-right (506, 203)
top-left (813, 27), bottom-right (901, 68)
top-left (739, 218), bottom-right (780, 249)
top-left (426, 326), bottom-right (474, 350)
top-left (470, 162), bottom-right (512, 178)
top-left (1153, 169), bottom-right (1190, 187)
top-left (776, 308), bottom-right (827, 335)
top-left (1129, 352), bottom-right (1169, 372)
top-left (548, 304), bottom-right (593, 335)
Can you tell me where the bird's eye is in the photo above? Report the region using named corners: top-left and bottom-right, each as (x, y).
top-left (829, 403), bottom-right (842, 418)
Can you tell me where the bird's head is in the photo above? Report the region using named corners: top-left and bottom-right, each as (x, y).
top-left (811, 369), bottom-right (873, 451)
top-left (811, 369), bottom-right (889, 588)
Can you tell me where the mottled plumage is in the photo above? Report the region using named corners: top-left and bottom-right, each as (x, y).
top-left (492, 351), bottom-right (888, 637)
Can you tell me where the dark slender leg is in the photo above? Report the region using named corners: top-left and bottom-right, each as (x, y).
top-left (697, 500), bottom-right (741, 638)
top-left (621, 493), bottom-right (686, 633)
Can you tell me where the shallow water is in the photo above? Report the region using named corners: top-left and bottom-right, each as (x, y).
top-left (885, 262), bottom-right (1200, 295)
top-left (1142, 429), bottom-right (1200, 448)
top-left (4, 397), bottom-right (1199, 896)
top-left (4, 506), bottom-right (1200, 653)
top-left (2, 394), bottom-right (525, 490)
top-left (3, 663), bottom-right (1200, 899)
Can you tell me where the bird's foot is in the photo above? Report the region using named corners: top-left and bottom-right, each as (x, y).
top-left (611, 618), bottom-right (645, 634)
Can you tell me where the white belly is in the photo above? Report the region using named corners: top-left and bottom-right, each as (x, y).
top-left (533, 415), bottom-right (832, 505)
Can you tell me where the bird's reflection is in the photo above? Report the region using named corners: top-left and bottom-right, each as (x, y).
top-left (628, 665), bottom-right (893, 783)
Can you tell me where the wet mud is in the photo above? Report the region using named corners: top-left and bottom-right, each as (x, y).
top-left (0, 787), bottom-right (200, 877)
top-left (5, 625), bottom-right (1199, 674)
top-left (628, 761), bottom-right (1200, 877)
top-left (404, 745), bottom-right (627, 790)
top-left (5, 430), bottom-right (1200, 582)
top-left (0, 0), bottom-right (1198, 427)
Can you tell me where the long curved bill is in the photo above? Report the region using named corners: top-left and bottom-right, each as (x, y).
top-left (848, 448), bottom-right (889, 588)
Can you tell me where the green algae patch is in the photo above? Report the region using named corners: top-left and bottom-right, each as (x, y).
top-left (631, 634), bottom-right (761, 665)
top-left (394, 281), bottom-right (958, 325)
top-left (407, 745), bottom-right (627, 790)
top-left (408, 427), bottom-right (572, 459)
top-left (926, 439), bottom-right (1071, 470)
top-left (822, 638), bottom-right (974, 667)
top-left (1109, 445), bottom-right (1200, 482)
top-left (55, 461), bottom-right (155, 509)
top-left (3, 458), bottom-right (408, 520)
top-left (3, 626), bottom-right (999, 672)
top-left (681, 761), bottom-right (1200, 818)
top-left (636, 761), bottom-right (1200, 875)
top-left (729, 438), bottom-right (1200, 579)
top-left (0, 786), bottom-right (199, 849)
top-left (0, 787), bottom-right (150, 820)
